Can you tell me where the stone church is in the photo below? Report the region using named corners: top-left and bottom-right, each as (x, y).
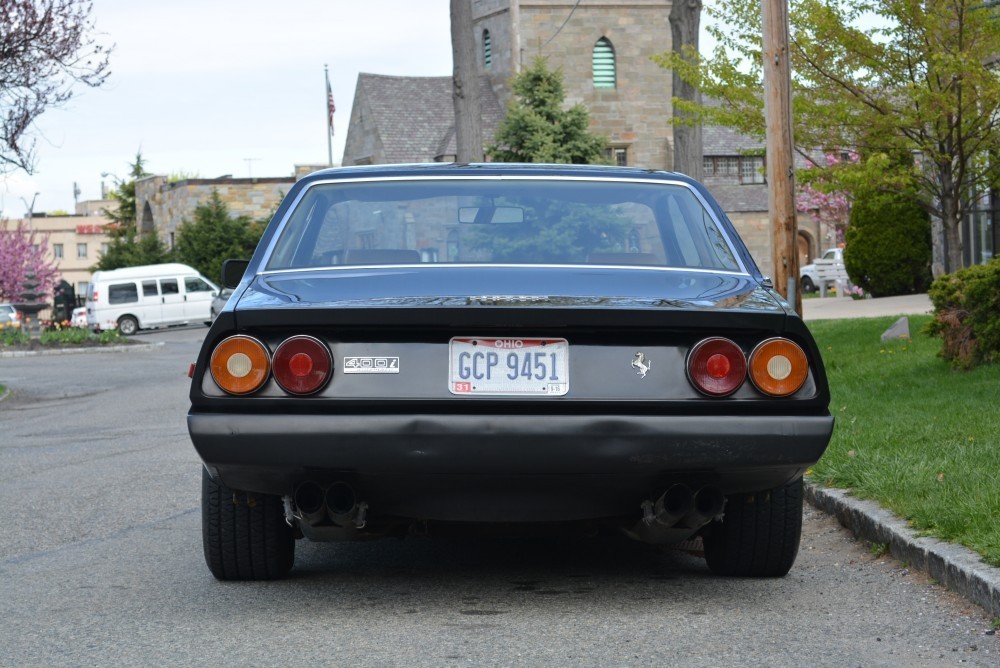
top-left (341, 0), bottom-right (826, 271)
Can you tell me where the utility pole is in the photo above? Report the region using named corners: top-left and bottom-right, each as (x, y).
top-left (450, 0), bottom-right (483, 162)
top-left (762, 0), bottom-right (801, 314)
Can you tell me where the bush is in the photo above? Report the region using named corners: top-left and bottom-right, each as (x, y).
top-left (844, 189), bottom-right (932, 297)
top-left (925, 258), bottom-right (1000, 369)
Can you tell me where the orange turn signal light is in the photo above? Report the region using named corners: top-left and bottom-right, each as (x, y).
top-left (748, 337), bottom-right (808, 397)
top-left (210, 335), bottom-right (270, 395)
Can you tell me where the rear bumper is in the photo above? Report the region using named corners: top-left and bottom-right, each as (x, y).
top-left (189, 412), bottom-right (834, 521)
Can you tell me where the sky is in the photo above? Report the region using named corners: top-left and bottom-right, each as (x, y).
top-left (0, 0), bottom-right (455, 219)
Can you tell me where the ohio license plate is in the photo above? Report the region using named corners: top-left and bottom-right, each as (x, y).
top-left (449, 337), bottom-right (569, 396)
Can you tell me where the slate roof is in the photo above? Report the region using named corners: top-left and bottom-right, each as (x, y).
top-left (356, 73), bottom-right (505, 163)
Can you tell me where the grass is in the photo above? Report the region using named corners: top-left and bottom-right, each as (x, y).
top-left (807, 315), bottom-right (1000, 567)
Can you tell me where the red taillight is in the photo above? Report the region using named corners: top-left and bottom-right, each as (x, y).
top-left (748, 337), bottom-right (808, 397)
top-left (272, 335), bottom-right (333, 395)
top-left (210, 335), bottom-right (270, 395)
top-left (687, 337), bottom-right (747, 397)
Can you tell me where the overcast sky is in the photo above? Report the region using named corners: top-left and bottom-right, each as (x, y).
top-left (0, 0), bottom-right (455, 219)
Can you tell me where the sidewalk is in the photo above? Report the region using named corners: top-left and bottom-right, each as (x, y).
top-left (801, 293), bottom-right (933, 321)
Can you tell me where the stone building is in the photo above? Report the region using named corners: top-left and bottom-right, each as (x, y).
top-left (340, 0), bottom-right (829, 271)
top-left (21, 200), bottom-right (116, 299)
top-left (135, 174), bottom-right (297, 249)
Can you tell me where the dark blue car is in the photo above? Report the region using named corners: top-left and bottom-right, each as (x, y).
top-left (188, 163), bottom-right (834, 580)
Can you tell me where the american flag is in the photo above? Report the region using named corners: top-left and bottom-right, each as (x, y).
top-left (326, 71), bottom-right (336, 137)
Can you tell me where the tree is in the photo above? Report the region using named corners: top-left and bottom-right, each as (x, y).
top-left (450, 0), bottom-right (483, 162)
top-left (670, 0), bottom-right (704, 178)
top-left (657, 0), bottom-right (1000, 275)
top-left (486, 58), bottom-right (606, 164)
top-left (0, 0), bottom-right (112, 173)
top-left (173, 190), bottom-right (263, 284)
top-left (93, 152), bottom-right (171, 271)
top-left (0, 219), bottom-right (59, 302)
top-left (796, 152), bottom-right (857, 248)
top-left (844, 184), bottom-right (931, 297)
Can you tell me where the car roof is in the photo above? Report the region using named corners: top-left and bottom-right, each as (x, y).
top-left (297, 162), bottom-right (702, 187)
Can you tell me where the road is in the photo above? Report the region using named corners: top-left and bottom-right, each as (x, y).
top-left (0, 327), bottom-right (995, 667)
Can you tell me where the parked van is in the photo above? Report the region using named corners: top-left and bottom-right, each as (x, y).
top-left (86, 263), bottom-right (219, 335)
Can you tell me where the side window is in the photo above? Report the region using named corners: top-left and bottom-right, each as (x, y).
top-left (108, 282), bottom-right (139, 304)
top-left (160, 278), bottom-right (179, 295)
top-left (142, 280), bottom-right (158, 298)
top-left (185, 277), bottom-right (212, 293)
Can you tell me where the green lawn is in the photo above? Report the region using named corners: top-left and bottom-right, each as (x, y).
top-left (807, 315), bottom-right (1000, 567)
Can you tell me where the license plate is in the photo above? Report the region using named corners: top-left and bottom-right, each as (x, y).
top-left (449, 337), bottom-right (569, 396)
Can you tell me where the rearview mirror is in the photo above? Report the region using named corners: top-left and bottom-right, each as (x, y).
top-left (221, 259), bottom-right (250, 289)
top-left (458, 206), bottom-right (524, 224)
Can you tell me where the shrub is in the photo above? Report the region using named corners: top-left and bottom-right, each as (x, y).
top-left (925, 258), bottom-right (1000, 369)
top-left (844, 189), bottom-right (932, 297)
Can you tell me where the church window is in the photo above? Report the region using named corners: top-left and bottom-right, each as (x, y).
top-left (593, 38), bottom-right (616, 88)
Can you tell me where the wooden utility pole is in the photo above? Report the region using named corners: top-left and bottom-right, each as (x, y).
top-left (761, 0), bottom-right (801, 314)
top-left (451, 0), bottom-right (483, 163)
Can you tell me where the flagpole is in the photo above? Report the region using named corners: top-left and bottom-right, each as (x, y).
top-left (325, 64), bottom-right (333, 167)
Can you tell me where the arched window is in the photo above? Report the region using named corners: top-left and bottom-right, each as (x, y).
top-left (593, 37), bottom-right (616, 88)
top-left (483, 29), bottom-right (492, 69)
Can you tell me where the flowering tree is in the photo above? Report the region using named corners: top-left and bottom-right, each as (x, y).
top-left (0, 219), bottom-right (60, 302)
top-left (796, 152), bottom-right (857, 247)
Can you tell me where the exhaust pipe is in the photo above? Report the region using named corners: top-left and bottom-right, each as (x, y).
top-left (679, 486), bottom-right (726, 529)
top-left (651, 484), bottom-right (694, 527)
top-left (293, 481), bottom-right (326, 524)
top-left (325, 481), bottom-right (359, 526)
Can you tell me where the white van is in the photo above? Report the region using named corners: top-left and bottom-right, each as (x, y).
top-left (86, 263), bottom-right (219, 335)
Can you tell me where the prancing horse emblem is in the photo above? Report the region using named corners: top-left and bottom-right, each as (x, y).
top-left (631, 351), bottom-right (651, 378)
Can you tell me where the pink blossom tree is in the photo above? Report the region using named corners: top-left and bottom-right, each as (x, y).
top-left (0, 219), bottom-right (60, 302)
top-left (796, 152), bottom-right (858, 247)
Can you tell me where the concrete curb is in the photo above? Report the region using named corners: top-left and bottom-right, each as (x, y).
top-left (0, 341), bottom-right (164, 359)
top-left (806, 483), bottom-right (1000, 617)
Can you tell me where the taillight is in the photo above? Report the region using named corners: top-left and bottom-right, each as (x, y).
top-left (687, 337), bottom-right (747, 397)
top-left (210, 335), bottom-right (270, 395)
top-left (749, 337), bottom-right (808, 397)
top-left (272, 335), bottom-right (332, 395)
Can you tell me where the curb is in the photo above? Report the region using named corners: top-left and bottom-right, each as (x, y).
top-left (0, 341), bottom-right (164, 359)
top-left (806, 483), bottom-right (1000, 617)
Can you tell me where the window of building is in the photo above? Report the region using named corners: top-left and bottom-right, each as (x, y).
top-left (604, 146), bottom-right (628, 166)
top-left (77, 281), bottom-right (89, 297)
top-left (703, 155), bottom-right (765, 184)
top-left (53, 243), bottom-right (64, 259)
top-left (483, 29), bottom-right (492, 69)
top-left (101, 243), bottom-right (109, 256)
top-left (593, 37), bottom-right (616, 88)
top-left (77, 243), bottom-right (87, 259)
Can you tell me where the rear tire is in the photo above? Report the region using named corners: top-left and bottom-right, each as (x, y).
top-left (703, 477), bottom-right (803, 577)
top-left (201, 467), bottom-right (294, 580)
top-left (117, 315), bottom-right (138, 336)
top-left (801, 276), bottom-right (816, 294)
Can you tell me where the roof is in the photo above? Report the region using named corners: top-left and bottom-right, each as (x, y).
top-left (356, 73), bottom-right (505, 163)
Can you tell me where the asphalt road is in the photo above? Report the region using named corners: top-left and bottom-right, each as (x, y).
top-left (0, 326), bottom-right (996, 667)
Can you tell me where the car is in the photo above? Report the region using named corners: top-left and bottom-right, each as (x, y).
top-left (71, 307), bottom-right (88, 328)
top-left (800, 247), bottom-right (844, 293)
top-left (188, 163), bottom-right (834, 581)
top-left (209, 288), bottom-right (233, 323)
top-left (0, 303), bottom-right (17, 325)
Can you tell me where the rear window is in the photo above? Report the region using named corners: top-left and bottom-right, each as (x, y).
top-left (265, 178), bottom-right (741, 272)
